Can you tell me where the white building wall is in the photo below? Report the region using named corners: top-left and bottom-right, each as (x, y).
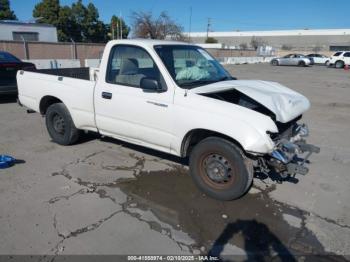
top-left (0, 23), bottom-right (58, 42)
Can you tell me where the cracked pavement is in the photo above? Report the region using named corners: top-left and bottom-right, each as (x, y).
top-left (0, 64), bottom-right (349, 260)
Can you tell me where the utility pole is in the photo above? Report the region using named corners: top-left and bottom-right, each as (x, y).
top-left (206, 17), bottom-right (211, 39)
top-left (188, 7), bottom-right (192, 42)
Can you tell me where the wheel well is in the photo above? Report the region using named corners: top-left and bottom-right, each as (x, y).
top-left (181, 129), bottom-right (244, 157)
top-left (39, 96), bottom-right (62, 115)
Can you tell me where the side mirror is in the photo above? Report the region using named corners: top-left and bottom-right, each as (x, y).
top-left (140, 77), bottom-right (165, 92)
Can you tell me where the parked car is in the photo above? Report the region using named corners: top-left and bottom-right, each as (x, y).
top-left (271, 54), bottom-right (313, 66)
top-left (306, 53), bottom-right (330, 65)
top-left (17, 40), bottom-right (319, 200)
top-left (328, 51), bottom-right (350, 68)
top-left (0, 51), bottom-right (36, 95)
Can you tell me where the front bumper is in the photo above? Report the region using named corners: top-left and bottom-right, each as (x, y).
top-left (267, 124), bottom-right (320, 177)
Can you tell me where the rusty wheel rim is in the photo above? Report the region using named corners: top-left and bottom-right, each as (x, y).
top-left (199, 153), bottom-right (237, 190)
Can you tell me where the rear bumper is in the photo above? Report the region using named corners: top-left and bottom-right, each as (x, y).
top-left (0, 85), bottom-right (17, 95)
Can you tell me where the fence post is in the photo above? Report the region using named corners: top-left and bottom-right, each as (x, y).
top-left (70, 38), bottom-right (77, 60)
top-left (20, 36), bottom-right (29, 60)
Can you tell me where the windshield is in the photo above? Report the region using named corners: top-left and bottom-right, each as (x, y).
top-left (154, 45), bottom-right (234, 88)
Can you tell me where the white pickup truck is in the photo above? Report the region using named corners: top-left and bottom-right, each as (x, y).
top-left (17, 39), bottom-right (319, 200)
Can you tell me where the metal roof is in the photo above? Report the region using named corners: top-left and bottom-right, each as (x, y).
top-left (0, 20), bottom-right (55, 28)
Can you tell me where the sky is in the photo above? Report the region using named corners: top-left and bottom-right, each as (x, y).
top-left (10, 0), bottom-right (350, 32)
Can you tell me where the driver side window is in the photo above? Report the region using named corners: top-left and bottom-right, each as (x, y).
top-left (106, 45), bottom-right (161, 88)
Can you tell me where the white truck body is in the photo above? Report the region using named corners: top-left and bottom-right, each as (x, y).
top-left (17, 40), bottom-right (319, 200)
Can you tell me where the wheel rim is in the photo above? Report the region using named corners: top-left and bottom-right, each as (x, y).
top-left (52, 113), bottom-right (65, 135)
top-left (199, 153), bottom-right (237, 189)
top-left (336, 62), bottom-right (343, 68)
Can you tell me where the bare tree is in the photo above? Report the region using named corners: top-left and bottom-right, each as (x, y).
top-left (250, 36), bottom-right (266, 50)
top-left (131, 11), bottom-right (184, 40)
top-left (239, 43), bottom-right (248, 50)
top-left (312, 45), bottom-right (322, 53)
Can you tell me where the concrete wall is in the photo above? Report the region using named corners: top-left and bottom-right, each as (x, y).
top-left (0, 40), bottom-right (105, 65)
top-left (0, 23), bottom-right (58, 42)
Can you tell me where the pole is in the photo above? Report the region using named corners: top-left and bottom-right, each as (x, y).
top-left (206, 18), bottom-right (211, 39)
top-left (120, 12), bottom-right (123, 39)
top-left (20, 36), bottom-right (29, 60)
top-left (188, 7), bottom-right (192, 42)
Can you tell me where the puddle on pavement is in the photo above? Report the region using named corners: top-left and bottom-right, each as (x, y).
top-left (117, 167), bottom-right (329, 258)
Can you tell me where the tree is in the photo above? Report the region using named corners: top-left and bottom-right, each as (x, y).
top-left (110, 15), bottom-right (129, 39)
top-left (131, 11), bottom-right (184, 40)
top-left (34, 0), bottom-right (109, 43)
top-left (33, 0), bottom-right (60, 26)
top-left (0, 0), bottom-right (17, 20)
top-left (57, 5), bottom-right (80, 42)
top-left (250, 36), bottom-right (266, 50)
top-left (205, 37), bottom-right (218, 44)
top-left (281, 44), bottom-right (293, 51)
top-left (239, 43), bottom-right (248, 50)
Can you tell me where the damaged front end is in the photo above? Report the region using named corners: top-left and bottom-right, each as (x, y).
top-left (261, 122), bottom-right (320, 179)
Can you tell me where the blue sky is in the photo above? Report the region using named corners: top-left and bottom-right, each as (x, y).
top-left (10, 0), bottom-right (350, 32)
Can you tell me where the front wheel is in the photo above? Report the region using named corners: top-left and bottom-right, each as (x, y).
top-left (46, 103), bottom-right (80, 145)
top-left (189, 137), bottom-right (253, 201)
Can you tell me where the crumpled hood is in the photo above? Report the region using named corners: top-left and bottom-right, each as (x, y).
top-left (190, 80), bottom-right (310, 123)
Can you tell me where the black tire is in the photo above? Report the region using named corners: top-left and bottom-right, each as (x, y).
top-left (45, 103), bottom-right (80, 145)
top-left (189, 137), bottom-right (253, 201)
top-left (298, 61), bottom-right (306, 67)
top-left (335, 60), bottom-right (344, 69)
top-left (271, 60), bottom-right (279, 66)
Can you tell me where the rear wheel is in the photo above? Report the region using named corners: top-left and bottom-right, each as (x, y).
top-left (298, 61), bottom-right (306, 67)
top-left (46, 103), bottom-right (80, 145)
top-left (335, 60), bottom-right (344, 69)
top-left (325, 60), bottom-right (330, 66)
top-left (189, 137), bottom-right (253, 201)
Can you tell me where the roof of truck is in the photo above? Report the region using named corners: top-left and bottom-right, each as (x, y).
top-left (107, 39), bottom-right (191, 47)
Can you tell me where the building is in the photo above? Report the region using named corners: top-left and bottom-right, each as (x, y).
top-left (0, 21), bottom-right (58, 42)
top-left (188, 29), bottom-right (350, 51)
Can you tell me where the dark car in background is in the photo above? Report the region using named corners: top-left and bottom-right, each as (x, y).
top-left (0, 51), bottom-right (36, 95)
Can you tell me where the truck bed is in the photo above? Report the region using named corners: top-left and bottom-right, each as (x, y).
top-left (17, 68), bottom-right (97, 132)
top-left (25, 67), bottom-right (91, 80)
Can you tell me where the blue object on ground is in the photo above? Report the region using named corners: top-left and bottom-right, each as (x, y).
top-left (0, 155), bottom-right (16, 169)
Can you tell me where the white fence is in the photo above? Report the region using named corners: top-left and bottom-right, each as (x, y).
top-left (219, 56), bottom-right (275, 65)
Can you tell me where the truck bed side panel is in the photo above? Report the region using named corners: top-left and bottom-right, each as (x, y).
top-left (17, 71), bottom-right (97, 131)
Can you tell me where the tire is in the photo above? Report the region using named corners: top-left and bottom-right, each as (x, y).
top-left (271, 60), bottom-right (279, 66)
top-left (325, 60), bottom-right (330, 66)
top-left (335, 60), bottom-right (344, 69)
top-left (45, 103), bottom-right (80, 145)
top-left (298, 61), bottom-right (306, 67)
top-left (189, 137), bottom-right (253, 201)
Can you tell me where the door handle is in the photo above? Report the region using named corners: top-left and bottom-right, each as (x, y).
top-left (102, 92), bottom-right (112, 99)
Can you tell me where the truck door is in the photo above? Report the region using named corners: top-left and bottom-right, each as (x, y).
top-left (94, 45), bottom-right (174, 153)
